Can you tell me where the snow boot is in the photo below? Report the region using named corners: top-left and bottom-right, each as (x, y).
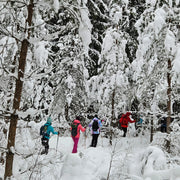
top-left (41, 150), bottom-right (46, 155)
top-left (41, 148), bottom-right (48, 155)
top-left (45, 148), bottom-right (48, 155)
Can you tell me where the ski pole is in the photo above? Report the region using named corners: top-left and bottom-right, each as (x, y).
top-left (56, 132), bottom-right (59, 153)
top-left (84, 129), bottom-right (87, 148)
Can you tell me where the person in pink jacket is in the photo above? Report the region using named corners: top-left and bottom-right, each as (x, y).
top-left (71, 116), bottom-right (86, 153)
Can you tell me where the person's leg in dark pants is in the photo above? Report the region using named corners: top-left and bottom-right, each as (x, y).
top-left (91, 134), bottom-right (99, 147)
top-left (41, 137), bottom-right (49, 154)
top-left (122, 127), bottom-right (127, 137)
top-left (90, 134), bottom-right (94, 147)
top-left (93, 134), bottom-right (99, 147)
top-left (91, 134), bottom-right (95, 147)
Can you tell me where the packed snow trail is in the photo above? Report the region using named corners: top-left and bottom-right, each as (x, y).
top-left (60, 147), bottom-right (111, 180)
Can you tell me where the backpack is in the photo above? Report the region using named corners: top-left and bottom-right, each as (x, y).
top-left (40, 125), bottom-right (49, 137)
top-left (71, 123), bottom-right (79, 137)
top-left (121, 117), bottom-right (128, 125)
top-left (92, 120), bottom-right (99, 131)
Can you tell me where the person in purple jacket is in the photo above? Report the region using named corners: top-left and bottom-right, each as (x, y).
top-left (89, 115), bottom-right (102, 147)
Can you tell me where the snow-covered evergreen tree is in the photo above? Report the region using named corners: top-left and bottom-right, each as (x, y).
top-left (86, 0), bottom-right (109, 77)
top-left (132, 0), bottom-right (180, 147)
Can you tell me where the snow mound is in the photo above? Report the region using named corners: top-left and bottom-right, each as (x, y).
top-left (60, 147), bottom-right (110, 180)
top-left (129, 145), bottom-right (180, 180)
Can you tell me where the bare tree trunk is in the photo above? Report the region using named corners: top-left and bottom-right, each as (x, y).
top-left (166, 59), bottom-right (172, 133)
top-left (166, 59), bottom-right (172, 153)
top-left (65, 102), bottom-right (69, 122)
top-left (150, 116), bottom-right (154, 143)
top-left (4, 1), bottom-right (34, 179)
top-left (110, 89), bottom-right (115, 145)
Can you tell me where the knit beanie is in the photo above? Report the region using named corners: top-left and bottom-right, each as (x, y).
top-left (47, 117), bottom-right (52, 124)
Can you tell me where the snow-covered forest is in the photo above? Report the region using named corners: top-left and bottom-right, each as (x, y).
top-left (0, 0), bottom-right (180, 179)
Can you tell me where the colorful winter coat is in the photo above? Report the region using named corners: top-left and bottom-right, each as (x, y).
top-left (119, 112), bottom-right (136, 128)
top-left (43, 122), bottom-right (58, 139)
top-left (89, 118), bottom-right (102, 134)
top-left (137, 118), bottom-right (143, 125)
top-left (71, 119), bottom-right (86, 138)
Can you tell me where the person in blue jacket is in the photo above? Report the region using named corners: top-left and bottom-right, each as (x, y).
top-left (40, 117), bottom-right (59, 155)
top-left (135, 116), bottom-right (143, 136)
top-left (89, 115), bottom-right (102, 147)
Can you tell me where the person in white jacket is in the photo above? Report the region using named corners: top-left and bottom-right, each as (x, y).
top-left (89, 115), bottom-right (102, 147)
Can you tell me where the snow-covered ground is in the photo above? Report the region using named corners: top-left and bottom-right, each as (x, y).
top-left (0, 121), bottom-right (180, 180)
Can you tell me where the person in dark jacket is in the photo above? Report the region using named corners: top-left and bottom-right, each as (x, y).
top-left (160, 118), bottom-right (167, 133)
top-left (119, 112), bottom-right (136, 137)
top-left (41, 117), bottom-right (59, 155)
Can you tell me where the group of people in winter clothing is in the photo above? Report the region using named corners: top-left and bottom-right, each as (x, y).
top-left (71, 115), bottom-right (102, 153)
top-left (40, 115), bottom-right (103, 155)
top-left (40, 112), bottom-right (136, 154)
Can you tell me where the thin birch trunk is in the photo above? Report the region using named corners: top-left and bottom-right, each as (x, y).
top-left (107, 140), bottom-right (117, 180)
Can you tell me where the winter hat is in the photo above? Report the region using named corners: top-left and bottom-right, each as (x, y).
top-left (76, 116), bottom-right (81, 121)
top-left (94, 114), bottom-right (98, 118)
top-left (47, 116), bottom-right (52, 124)
top-left (126, 112), bottom-right (131, 116)
top-left (93, 117), bottom-right (99, 121)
